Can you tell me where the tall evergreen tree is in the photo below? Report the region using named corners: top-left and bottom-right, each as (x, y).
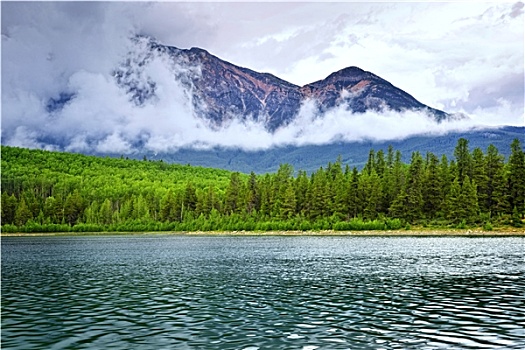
top-left (445, 178), bottom-right (464, 223)
top-left (454, 138), bottom-right (472, 185)
top-left (15, 197), bottom-right (33, 226)
top-left (507, 139), bottom-right (525, 216)
top-left (462, 176), bottom-right (479, 224)
top-left (403, 152), bottom-right (424, 222)
top-left (1, 192), bottom-right (17, 224)
top-left (224, 172), bottom-right (243, 214)
top-left (422, 152), bottom-right (442, 219)
top-left (246, 172), bottom-right (260, 214)
top-left (471, 147), bottom-right (488, 212)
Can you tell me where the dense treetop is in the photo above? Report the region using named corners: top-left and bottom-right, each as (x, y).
top-left (1, 138), bottom-right (524, 233)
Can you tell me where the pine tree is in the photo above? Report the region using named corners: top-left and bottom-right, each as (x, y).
top-left (454, 138), bottom-right (472, 185)
top-left (471, 147), bottom-right (488, 212)
top-left (64, 190), bottom-right (85, 225)
top-left (1, 192), bottom-right (17, 224)
top-left (294, 171), bottom-right (309, 215)
top-left (280, 180), bottom-right (297, 220)
top-left (445, 178), bottom-right (464, 223)
top-left (422, 152), bottom-right (442, 219)
top-left (160, 190), bottom-right (177, 222)
top-left (485, 144), bottom-right (507, 215)
top-left (438, 155), bottom-right (453, 212)
top-left (246, 172), bottom-right (260, 214)
top-left (183, 182), bottom-right (198, 212)
top-left (363, 149), bottom-right (375, 176)
top-left (99, 198), bottom-right (113, 225)
top-left (357, 170), bottom-right (381, 220)
top-left (15, 197), bottom-right (33, 226)
top-left (404, 152), bottom-right (424, 222)
top-left (507, 139), bottom-right (525, 216)
top-left (347, 167), bottom-right (360, 218)
top-left (375, 149), bottom-right (386, 178)
top-left (462, 176), bottom-right (479, 224)
top-left (224, 172), bottom-right (243, 214)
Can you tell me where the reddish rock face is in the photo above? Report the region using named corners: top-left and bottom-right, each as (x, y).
top-left (116, 37), bottom-right (448, 131)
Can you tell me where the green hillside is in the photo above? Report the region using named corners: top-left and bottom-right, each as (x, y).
top-left (1, 138), bottom-right (524, 233)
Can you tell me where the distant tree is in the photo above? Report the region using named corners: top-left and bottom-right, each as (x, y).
top-left (471, 147), bottom-right (488, 212)
top-left (1, 192), bottom-right (17, 225)
top-left (462, 176), bottom-right (479, 224)
top-left (64, 190), bottom-right (85, 225)
top-left (422, 152), bottom-right (442, 218)
top-left (454, 138), bottom-right (472, 185)
top-left (246, 172), bottom-right (260, 214)
top-left (160, 190), bottom-right (177, 222)
top-left (507, 139), bottom-right (525, 216)
top-left (224, 172), bottom-right (243, 214)
top-left (15, 197), bottom-right (33, 226)
top-left (445, 178), bottom-right (463, 223)
top-left (280, 180), bottom-right (297, 220)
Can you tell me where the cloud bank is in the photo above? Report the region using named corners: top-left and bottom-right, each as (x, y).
top-left (2, 2), bottom-right (523, 154)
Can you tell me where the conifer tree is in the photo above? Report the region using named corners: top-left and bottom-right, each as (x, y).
top-left (99, 198), bottom-right (113, 225)
top-left (507, 139), bottom-right (525, 216)
top-left (224, 172), bottom-right (243, 214)
top-left (294, 171), bottom-right (309, 215)
top-left (454, 138), bottom-right (472, 185)
top-left (160, 190), bottom-right (177, 222)
top-left (347, 167), bottom-right (360, 218)
top-left (64, 190), bottom-right (85, 225)
top-left (15, 197), bottom-right (33, 226)
top-left (1, 192), bottom-right (17, 224)
top-left (462, 176), bottom-right (479, 224)
top-left (445, 178), bottom-right (464, 223)
top-left (246, 172), bottom-right (260, 214)
top-left (183, 182), bottom-right (198, 212)
top-left (422, 152), bottom-right (442, 219)
top-left (471, 147), bottom-right (488, 212)
top-left (485, 144), bottom-right (506, 214)
top-left (404, 152), bottom-right (424, 222)
top-left (280, 180), bottom-right (297, 220)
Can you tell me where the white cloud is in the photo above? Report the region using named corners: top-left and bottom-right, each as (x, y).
top-left (1, 1), bottom-right (523, 154)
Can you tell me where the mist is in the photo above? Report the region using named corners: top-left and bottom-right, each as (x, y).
top-left (2, 2), bottom-right (523, 155)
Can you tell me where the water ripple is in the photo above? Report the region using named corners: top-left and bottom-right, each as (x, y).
top-left (2, 236), bottom-right (524, 349)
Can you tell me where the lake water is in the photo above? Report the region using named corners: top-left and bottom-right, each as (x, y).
top-left (2, 235), bottom-right (524, 349)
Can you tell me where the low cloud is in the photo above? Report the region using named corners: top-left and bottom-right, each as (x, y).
top-left (2, 43), bottom-right (521, 154)
top-left (2, 2), bottom-right (523, 155)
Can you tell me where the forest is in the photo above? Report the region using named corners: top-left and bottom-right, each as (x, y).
top-left (1, 138), bottom-right (524, 233)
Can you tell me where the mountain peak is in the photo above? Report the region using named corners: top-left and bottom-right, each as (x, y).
top-left (115, 38), bottom-right (450, 131)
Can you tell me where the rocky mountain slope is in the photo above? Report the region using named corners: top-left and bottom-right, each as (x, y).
top-left (114, 36), bottom-right (449, 131)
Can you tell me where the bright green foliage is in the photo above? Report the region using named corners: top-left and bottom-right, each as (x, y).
top-left (454, 138), bottom-right (472, 185)
top-left (471, 148), bottom-right (488, 212)
top-left (462, 176), bottom-right (479, 224)
top-left (1, 192), bottom-right (17, 224)
top-left (445, 178), bottom-right (463, 223)
top-left (14, 197), bottom-right (32, 226)
top-left (422, 153), bottom-right (442, 218)
top-left (507, 139), bottom-right (525, 216)
top-left (1, 138), bottom-right (522, 232)
top-left (485, 145), bottom-right (508, 215)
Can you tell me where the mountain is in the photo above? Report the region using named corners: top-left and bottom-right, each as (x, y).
top-left (109, 126), bottom-right (524, 174)
top-left (114, 36), bottom-right (450, 131)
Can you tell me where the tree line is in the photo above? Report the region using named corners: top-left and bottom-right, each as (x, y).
top-left (1, 138), bottom-right (524, 233)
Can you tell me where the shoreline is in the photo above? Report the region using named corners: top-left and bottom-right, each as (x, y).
top-left (2, 229), bottom-right (524, 237)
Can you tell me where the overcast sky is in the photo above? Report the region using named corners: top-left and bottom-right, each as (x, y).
top-left (1, 1), bottom-right (524, 152)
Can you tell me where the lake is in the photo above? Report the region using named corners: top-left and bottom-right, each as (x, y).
top-left (2, 235), bottom-right (524, 349)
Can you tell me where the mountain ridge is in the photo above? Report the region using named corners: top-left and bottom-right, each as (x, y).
top-left (99, 126), bottom-right (524, 174)
top-left (115, 36), bottom-right (450, 131)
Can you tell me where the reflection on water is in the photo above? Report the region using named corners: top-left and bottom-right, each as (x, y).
top-left (2, 236), bottom-right (524, 349)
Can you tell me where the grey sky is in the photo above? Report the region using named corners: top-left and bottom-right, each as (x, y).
top-left (1, 1), bottom-right (523, 152)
